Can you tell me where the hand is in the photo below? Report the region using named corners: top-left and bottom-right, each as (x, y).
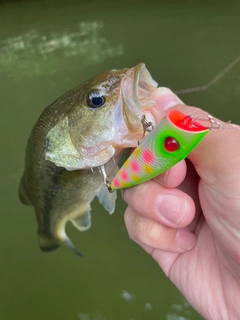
top-left (123, 88), bottom-right (240, 319)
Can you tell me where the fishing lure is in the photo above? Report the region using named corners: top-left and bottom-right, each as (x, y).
top-left (106, 110), bottom-right (221, 191)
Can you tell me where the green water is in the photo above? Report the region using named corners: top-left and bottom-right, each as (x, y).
top-left (1, 1), bottom-right (240, 319)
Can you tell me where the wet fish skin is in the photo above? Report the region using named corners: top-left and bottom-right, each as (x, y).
top-left (20, 157), bottom-right (117, 256)
top-left (19, 64), bottom-right (158, 255)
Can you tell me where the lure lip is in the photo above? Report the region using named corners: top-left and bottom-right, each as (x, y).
top-left (168, 110), bottom-right (209, 132)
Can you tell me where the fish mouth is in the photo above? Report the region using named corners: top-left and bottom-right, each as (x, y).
top-left (121, 63), bottom-right (158, 135)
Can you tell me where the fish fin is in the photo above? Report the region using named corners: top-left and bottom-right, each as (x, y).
top-left (96, 166), bottom-right (119, 214)
top-left (39, 234), bottom-right (83, 257)
top-left (65, 237), bottom-right (83, 258)
top-left (96, 183), bottom-right (117, 214)
top-left (71, 207), bottom-right (92, 231)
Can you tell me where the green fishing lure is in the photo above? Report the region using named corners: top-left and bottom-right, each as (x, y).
top-left (110, 110), bottom-right (209, 190)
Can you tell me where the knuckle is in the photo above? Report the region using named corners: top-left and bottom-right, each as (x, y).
top-left (135, 218), bottom-right (161, 245)
top-left (145, 221), bottom-right (162, 243)
top-left (132, 216), bottom-right (146, 240)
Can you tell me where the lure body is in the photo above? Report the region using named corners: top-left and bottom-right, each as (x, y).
top-left (110, 110), bottom-right (209, 190)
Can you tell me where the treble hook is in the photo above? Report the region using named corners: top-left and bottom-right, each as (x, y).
top-left (139, 115), bottom-right (154, 144)
top-left (207, 115), bottom-right (225, 130)
top-left (189, 114), bottom-right (225, 130)
top-left (99, 165), bottom-right (114, 193)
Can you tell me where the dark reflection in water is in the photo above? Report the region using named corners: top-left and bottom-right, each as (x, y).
top-left (1, 0), bottom-right (240, 320)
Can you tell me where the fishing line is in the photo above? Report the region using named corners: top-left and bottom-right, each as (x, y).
top-left (174, 54), bottom-right (240, 95)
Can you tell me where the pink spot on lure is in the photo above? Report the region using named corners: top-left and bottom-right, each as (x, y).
top-left (130, 160), bottom-right (140, 173)
top-left (142, 149), bottom-right (155, 163)
top-left (112, 178), bottom-right (120, 188)
top-left (120, 170), bottom-right (129, 181)
top-left (164, 137), bottom-right (179, 152)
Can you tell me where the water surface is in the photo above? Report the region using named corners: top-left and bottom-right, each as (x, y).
top-left (1, 1), bottom-right (240, 319)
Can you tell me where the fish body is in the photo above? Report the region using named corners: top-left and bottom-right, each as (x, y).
top-left (19, 64), bottom-right (157, 255)
top-left (110, 110), bottom-right (209, 190)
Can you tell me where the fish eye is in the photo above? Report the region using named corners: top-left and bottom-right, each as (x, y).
top-left (86, 90), bottom-right (106, 109)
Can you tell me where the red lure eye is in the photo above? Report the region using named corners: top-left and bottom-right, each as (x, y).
top-left (164, 137), bottom-right (179, 152)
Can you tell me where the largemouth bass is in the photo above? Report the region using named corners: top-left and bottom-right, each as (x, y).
top-left (19, 63), bottom-right (157, 256)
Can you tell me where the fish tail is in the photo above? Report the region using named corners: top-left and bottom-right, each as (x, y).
top-left (65, 237), bottom-right (84, 258)
top-left (38, 234), bottom-right (83, 257)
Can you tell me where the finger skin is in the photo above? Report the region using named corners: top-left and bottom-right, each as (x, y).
top-left (153, 160), bottom-right (187, 188)
top-left (124, 206), bottom-right (196, 253)
top-left (122, 178), bottom-right (195, 229)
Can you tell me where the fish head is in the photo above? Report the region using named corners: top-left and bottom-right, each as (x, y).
top-left (45, 63), bottom-right (158, 170)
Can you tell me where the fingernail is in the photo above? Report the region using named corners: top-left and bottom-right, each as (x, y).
top-left (176, 228), bottom-right (196, 250)
top-left (152, 87), bottom-right (184, 111)
top-left (155, 194), bottom-right (187, 227)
